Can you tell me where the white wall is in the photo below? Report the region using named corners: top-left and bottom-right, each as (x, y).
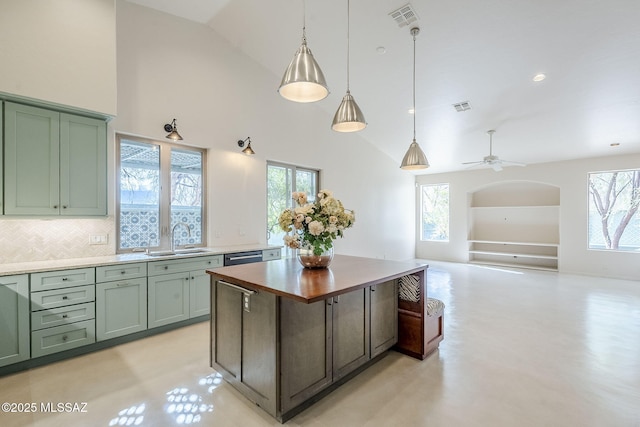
top-left (110, 1), bottom-right (416, 261)
top-left (0, 0), bottom-right (117, 116)
top-left (416, 153), bottom-right (640, 280)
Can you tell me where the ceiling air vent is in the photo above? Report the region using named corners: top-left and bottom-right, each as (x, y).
top-left (453, 101), bottom-right (471, 112)
top-left (389, 3), bottom-right (418, 28)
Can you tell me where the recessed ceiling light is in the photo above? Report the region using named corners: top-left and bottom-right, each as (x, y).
top-left (376, 46), bottom-right (386, 55)
top-left (533, 73), bottom-right (546, 82)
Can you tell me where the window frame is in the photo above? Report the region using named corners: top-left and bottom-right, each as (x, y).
top-left (587, 168), bottom-right (640, 252)
top-left (266, 160), bottom-right (320, 255)
top-left (116, 133), bottom-right (207, 253)
top-left (419, 182), bottom-right (450, 242)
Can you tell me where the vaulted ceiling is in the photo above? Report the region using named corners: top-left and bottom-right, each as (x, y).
top-left (126, 0), bottom-right (640, 173)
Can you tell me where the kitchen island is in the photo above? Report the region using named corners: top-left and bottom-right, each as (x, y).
top-left (207, 255), bottom-right (428, 422)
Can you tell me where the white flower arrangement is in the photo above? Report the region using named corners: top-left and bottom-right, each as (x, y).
top-left (279, 189), bottom-right (355, 255)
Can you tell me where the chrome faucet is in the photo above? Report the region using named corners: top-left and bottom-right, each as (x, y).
top-left (171, 222), bottom-right (191, 252)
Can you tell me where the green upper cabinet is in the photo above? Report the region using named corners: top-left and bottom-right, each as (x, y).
top-left (60, 113), bottom-right (107, 215)
top-left (3, 102), bottom-right (106, 216)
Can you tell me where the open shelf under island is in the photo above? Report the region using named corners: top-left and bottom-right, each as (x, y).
top-left (207, 255), bottom-right (431, 422)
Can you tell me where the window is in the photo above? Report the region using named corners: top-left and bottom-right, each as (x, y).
top-left (588, 169), bottom-right (640, 251)
top-left (267, 161), bottom-right (319, 254)
top-left (421, 183), bottom-right (449, 242)
top-left (117, 135), bottom-right (206, 252)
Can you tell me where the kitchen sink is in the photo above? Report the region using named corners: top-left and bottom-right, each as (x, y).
top-left (145, 248), bottom-right (211, 257)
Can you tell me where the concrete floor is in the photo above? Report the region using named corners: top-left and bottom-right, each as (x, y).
top-left (1, 261), bottom-right (639, 426)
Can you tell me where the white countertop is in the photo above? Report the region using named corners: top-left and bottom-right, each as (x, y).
top-left (0, 244), bottom-right (281, 276)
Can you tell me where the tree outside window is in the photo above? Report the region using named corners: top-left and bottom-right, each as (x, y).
top-left (421, 184), bottom-right (449, 242)
top-left (588, 170), bottom-right (640, 251)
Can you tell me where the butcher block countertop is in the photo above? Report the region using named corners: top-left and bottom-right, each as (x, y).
top-left (207, 254), bottom-right (428, 304)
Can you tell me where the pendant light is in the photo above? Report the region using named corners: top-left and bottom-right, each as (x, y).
top-left (400, 27), bottom-right (429, 170)
top-left (331, 0), bottom-right (366, 132)
top-left (278, 0), bottom-right (328, 103)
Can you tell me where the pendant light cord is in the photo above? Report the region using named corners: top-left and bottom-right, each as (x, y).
top-left (302, 0), bottom-right (307, 43)
top-left (412, 30), bottom-right (417, 140)
top-left (346, 0), bottom-right (350, 91)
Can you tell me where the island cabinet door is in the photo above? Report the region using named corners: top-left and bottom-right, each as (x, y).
top-left (211, 280), bottom-right (278, 417)
top-left (370, 280), bottom-right (399, 358)
top-left (280, 298), bottom-right (333, 414)
top-left (332, 288), bottom-right (371, 381)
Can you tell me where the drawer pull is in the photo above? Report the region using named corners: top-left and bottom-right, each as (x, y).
top-left (121, 271), bottom-right (126, 274)
top-left (62, 335), bottom-right (68, 342)
top-left (62, 314), bottom-right (68, 318)
top-left (164, 266), bottom-right (169, 270)
top-left (62, 277), bottom-right (69, 281)
top-left (116, 282), bottom-right (131, 287)
top-left (62, 296), bottom-right (69, 300)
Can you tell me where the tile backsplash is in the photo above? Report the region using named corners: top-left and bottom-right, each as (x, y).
top-left (0, 217), bottom-right (116, 264)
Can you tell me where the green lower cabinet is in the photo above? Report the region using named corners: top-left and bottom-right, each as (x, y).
top-left (148, 270), bottom-right (210, 328)
top-left (0, 275), bottom-right (30, 367)
top-left (96, 278), bottom-right (147, 341)
top-left (190, 269), bottom-right (211, 318)
top-left (148, 272), bottom-right (191, 328)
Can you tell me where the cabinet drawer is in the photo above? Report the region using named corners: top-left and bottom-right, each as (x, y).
top-left (96, 262), bottom-right (147, 283)
top-left (262, 248), bottom-right (281, 261)
top-left (147, 255), bottom-right (223, 276)
top-left (31, 302), bottom-right (95, 331)
top-left (31, 268), bottom-right (95, 292)
top-left (31, 319), bottom-right (96, 358)
top-left (31, 285), bottom-right (95, 311)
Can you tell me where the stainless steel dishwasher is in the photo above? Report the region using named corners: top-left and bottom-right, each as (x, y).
top-left (223, 250), bottom-right (263, 266)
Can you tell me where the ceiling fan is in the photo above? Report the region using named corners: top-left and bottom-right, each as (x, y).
top-left (462, 130), bottom-right (526, 171)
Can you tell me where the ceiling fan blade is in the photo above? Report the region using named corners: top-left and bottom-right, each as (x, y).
top-left (462, 161), bottom-right (484, 165)
top-left (500, 160), bottom-right (527, 167)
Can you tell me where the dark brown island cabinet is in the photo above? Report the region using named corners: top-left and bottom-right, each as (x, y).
top-left (207, 255), bottom-right (433, 422)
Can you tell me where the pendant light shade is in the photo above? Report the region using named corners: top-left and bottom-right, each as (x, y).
top-left (332, 0), bottom-right (366, 132)
top-left (401, 138), bottom-right (429, 170)
top-left (400, 27), bottom-right (429, 170)
top-left (332, 90), bottom-right (366, 131)
top-left (278, 1), bottom-right (328, 103)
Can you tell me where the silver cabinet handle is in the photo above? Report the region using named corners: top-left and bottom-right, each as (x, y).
top-left (116, 282), bottom-right (131, 287)
top-left (218, 280), bottom-right (256, 295)
top-left (227, 254), bottom-right (262, 261)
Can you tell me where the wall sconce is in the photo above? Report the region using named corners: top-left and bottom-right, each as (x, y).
top-left (237, 137), bottom-right (255, 155)
top-left (164, 118), bottom-right (183, 141)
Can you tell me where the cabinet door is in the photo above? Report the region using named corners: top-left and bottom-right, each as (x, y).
top-left (96, 278), bottom-right (147, 341)
top-left (370, 280), bottom-right (398, 357)
top-left (4, 102), bottom-right (60, 215)
top-left (280, 297), bottom-right (332, 414)
top-left (148, 272), bottom-right (190, 328)
top-left (0, 275), bottom-right (30, 367)
top-left (211, 280), bottom-right (277, 417)
top-left (212, 280), bottom-right (243, 379)
top-left (189, 270), bottom-right (210, 318)
top-left (60, 114), bottom-right (107, 215)
top-left (332, 288), bottom-right (370, 380)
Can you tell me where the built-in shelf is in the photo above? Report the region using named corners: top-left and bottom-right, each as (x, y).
top-left (468, 181), bottom-right (560, 271)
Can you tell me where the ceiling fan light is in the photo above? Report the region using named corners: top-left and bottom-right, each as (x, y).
top-left (279, 41), bottom-right (329, 103)
top-left (400, 139), bottom-right (429, 170)
top-left (332, 91), bottom-right (366, 132)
